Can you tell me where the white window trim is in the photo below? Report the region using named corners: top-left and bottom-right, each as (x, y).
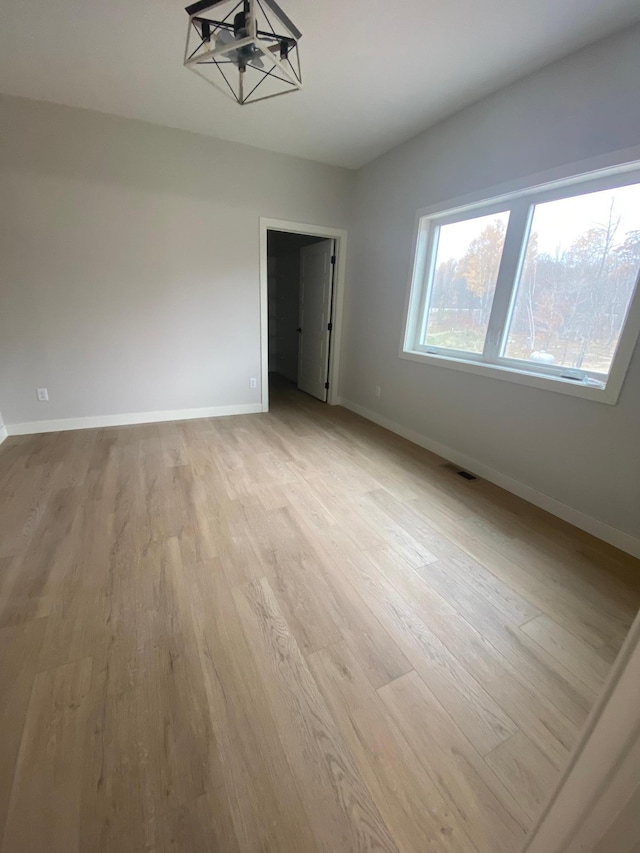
top-left (400, 154), bottom-right (640, 405)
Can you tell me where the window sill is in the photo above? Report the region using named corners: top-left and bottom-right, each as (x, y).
top-left (399, 348), bottom-right (621, 404)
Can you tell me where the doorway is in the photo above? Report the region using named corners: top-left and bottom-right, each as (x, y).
top-left (259, 219), bottom-right (348, 412)
top-left (268, 231), bottom-right (328, 398)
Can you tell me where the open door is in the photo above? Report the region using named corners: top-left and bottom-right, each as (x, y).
top-left (297, 239), bottom-right (335, 402)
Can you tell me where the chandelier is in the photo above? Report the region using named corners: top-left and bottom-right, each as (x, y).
top-left (183, 0), bottom-right (302, 105)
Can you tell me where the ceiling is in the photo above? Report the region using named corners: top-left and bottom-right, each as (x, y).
top-left (1, 0), bottom-right (639, 169)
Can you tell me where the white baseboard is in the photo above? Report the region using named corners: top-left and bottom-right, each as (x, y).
top-left (6, 403), bottom-right (264, 436)
top-left (339, 398), bottom-right (640, 559)
top-left (0, 425), bottom-right (8, 445)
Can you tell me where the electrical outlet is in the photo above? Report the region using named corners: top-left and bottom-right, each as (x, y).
top-left (36, 388), bottom-right (49, 402)
top-left (375, 386), bottom-right (381, 398)
top-left (249, 377), bottom-right (257, 389)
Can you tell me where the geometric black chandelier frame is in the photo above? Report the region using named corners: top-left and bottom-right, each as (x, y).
top-left (184, 0), bottom-right (302, 105)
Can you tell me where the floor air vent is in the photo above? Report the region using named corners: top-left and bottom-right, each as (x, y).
top-left (442, 462), bottom-right (478, 480)
top-left (457, 470), bottom-right (477, 480)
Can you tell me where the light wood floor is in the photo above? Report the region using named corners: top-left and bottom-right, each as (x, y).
top-left (1, 380), bottom-right (639, 853)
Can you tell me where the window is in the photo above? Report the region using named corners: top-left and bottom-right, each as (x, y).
top-left (424, 211), bottom-right (510, 354)
top-left (403, 166), bottom-right (640, 403)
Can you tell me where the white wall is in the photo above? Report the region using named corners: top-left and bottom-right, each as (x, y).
top-left (0, 95), bottom-right (353, 428)
top-left (341, 24), bottom-right (640, 543)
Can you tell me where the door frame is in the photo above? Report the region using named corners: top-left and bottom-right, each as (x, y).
top-left (259, 218), bottom-right (348, 412)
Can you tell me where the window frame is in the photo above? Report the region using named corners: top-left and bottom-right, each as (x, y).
top-left (401, 161), bottom-right (640, 405)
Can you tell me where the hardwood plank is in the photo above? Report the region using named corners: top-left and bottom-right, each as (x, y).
top-left (188, 558), bottom-right (320, 853)
top-left (0, 618), bottom-right (47, 842)
top-left (379, 671), bottom-right (527, 853)
top-left (37, 499), bottom-right (114, 672)
top-left (417, 551), bottom-right (541, 629)
top-left (0, 459), bottom-right (60, 560)
top-left (79, 542), bottom-right (224, 850)
top-left (214, 500), bottom-right (265, 584)
top-left (308, 548), bottom-right (413, 688)
top-left (2, 657), bottom-right (93, 853)
top-left (308, 642), bottom-right (479, 853)
top-left (279, 477), bottom-right (339, 533)
top-left (407, 495), bottom-right (632, 651)
top-left (467, 485), bottom-right (640, 616)
top-left (369, 549), bottom-right (576, 768)
top-left (275, 485), bottom-right (414, 688)
top-left (0, 557), bottom-right (23, 617)
top-left (329, 437), bottom-right (425, 502)
top-left (233, 576), bottom-right (398, 852)
top-left (308, 476), bottom-right (386, 551)
top-left (350, 490), bottom-right (438, 568)
top-left (317, 529), bottom-right (517, 754)
top-left (241, 504), bottom-right (343, 654)
top-left (485, 731), bottom-right (558, 825)
top-left (416, 557), bottom-right (593, 732)
top-left (521, 614), bottom-right (612, 691)
top-left (500, 535), bottom-right (639, 645)
top-left (147, 789), bottom-right (242, 853)
top-left (0, 487), bottom-right (80, 627)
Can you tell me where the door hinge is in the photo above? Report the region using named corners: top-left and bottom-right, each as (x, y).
top-left (324, 382), bottom-right (330, 389)
top-left (327, 322), bottom-right (333, 331)
top-left (331, 255), bottom-right (336, 265)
